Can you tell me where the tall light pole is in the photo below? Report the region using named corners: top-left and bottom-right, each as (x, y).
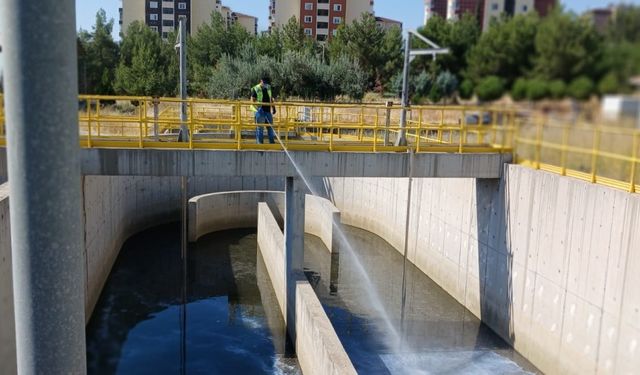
top-left (395, 30), bottom-right (449, 146)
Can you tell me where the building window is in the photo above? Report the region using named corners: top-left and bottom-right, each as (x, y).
top-left (332, 29), bottom-right (338, 36)
top-left (318, 9), bottom-right (329, 16)
top-left (334, 4), bottom-right (342, 12)
top-left (150, 26), bottom-right (159, 32)
top-left (317, 34), bottom-right (327, 41)
top-left (304, 3), bottom-right (313, 10)
top-left (162, 19), bottom-right (174, 26)
top-left (162, 7), bottom-right (174, 14)
top-left (178, 2), bottom-right (187, 10)
top-left (162, 32), bottom-right (168, 39)
top-left (333, 17), bottom-right (342, 24)
top-left (150, 13), bottom-right (158, 21)
top-left (304, 15), bottom-right (313, 23)
top-left (304, 28), bottom-right (313, 35)
top-left (317, 22), bottom-right (328, 29)
top-left (491, 3), bottom-right (499, 11)
top-left (318, 0), bottom-right (329, 3)
top-left (150, 1), bottom-right (158, 8)
top-left (523, 5), bottom-right (528, 11)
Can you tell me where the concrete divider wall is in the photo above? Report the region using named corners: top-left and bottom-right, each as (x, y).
top-left (305, 195), bottom-right (341, 252)
top-left (257, 202), bottom-right (356, 375)
top-left (325, 166), bottom-right (640, 375)
top-left (0, 184), bottom-right (16, 375)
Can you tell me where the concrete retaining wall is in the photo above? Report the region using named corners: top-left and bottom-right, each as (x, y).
top-left (325, 166), bottom-right (640, 375)
top-left (257, 203), bottom-right (356, 375)
top-left (0, 184), bottom-right (16, 375)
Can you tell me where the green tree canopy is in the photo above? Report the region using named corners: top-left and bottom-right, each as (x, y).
top-left (77, 9), bottom-right (119, 94)
top-left (114, 22), bottom-right (178, 97)
top-left (466, 13), bottom-right (539, 87)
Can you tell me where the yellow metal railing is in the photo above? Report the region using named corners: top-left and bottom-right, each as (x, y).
top-left (515, 117), bottom-right (640, 193)
top-left (0, 95), bottom-right (638, 193)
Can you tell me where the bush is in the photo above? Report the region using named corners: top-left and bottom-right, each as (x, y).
top-left (435, 71), bottom-right (459, 98)
top-left (428, 84), bottom-right (443, 103)
top-left (568, 76), bottom-right (594, 100)
top-left (475, 76), bottom-right (505, 101)
top-left (414, 70), bottom-right (433, 97)
top-left (598, 72), bottom-right (620, 95)
top-left (526, 79), bottom-right (549, 101)
top-left (511, 78), bottom-right (528, 101)
top-left (459, 79), bottom-right (474, 99)
top-left (548, 80), bottom-right (566, 99)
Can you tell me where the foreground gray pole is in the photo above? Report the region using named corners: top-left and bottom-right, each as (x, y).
top-left (0, 0), bottom-right (86, 373)
top-left (285, 177), bottom-right (305, 343)
top-left (395, 34), bottom-right (411, 147)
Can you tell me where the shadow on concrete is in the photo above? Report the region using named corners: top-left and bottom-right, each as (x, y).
top-left (475, 177), bottom-right (515, 347)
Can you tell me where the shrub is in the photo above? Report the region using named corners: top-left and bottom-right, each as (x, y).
top-left (428, 84), bottom-right (443, 103)
top-left (548, 80), bottom-right (566, 99)
top-left (475, 76), bottom-right (505, 101)
top-left (598, 72), bottom-right (620, 95)
top-left (568, 76), bottom-right (594, 100)
top-left (414, 70), bottom-right (433, 97)
top-left (511, 78), bottom-right (528, 101)
top-left (435, 71), bottom-right (459, 98)
top-left (526, 79), bottom-right (549, 101)
top-left (459, 79), bottom-right (474, 99)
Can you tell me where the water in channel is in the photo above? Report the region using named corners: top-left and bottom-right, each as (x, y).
top-left (303, 225), bottom-right (541, 375)
top-left (86, 224), bottom-right (300, 375)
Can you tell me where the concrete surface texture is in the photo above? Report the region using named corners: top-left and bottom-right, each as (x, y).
top-left (324, 165), bottom-right (640, 375)
top-left (0, 149), bottom-right (6, 184)
top-left (257, 202), bottom-right (356, 375)
top-left (0, 183), bottom-right (16, 375)
top-left (79, 148), bottom-right (509, 178)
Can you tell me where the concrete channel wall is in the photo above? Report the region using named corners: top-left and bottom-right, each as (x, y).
top-left (0, 184), bottom-right (16, 375)
top-left (189, 191), bottom-right (340, 253)
top-left (257, 203), bottom-right (356, 375)
top-left (325, 165), bottom-right (640, 375)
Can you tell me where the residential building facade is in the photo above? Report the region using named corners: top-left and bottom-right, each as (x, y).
top-left (120, 0), bottom-right (258, 39)
top-left (269, 0), bottom-right (374, 41)
top-left (375, 16), bottom-right (402, 31)
top-left (424, 0), bottom-right (555, 30)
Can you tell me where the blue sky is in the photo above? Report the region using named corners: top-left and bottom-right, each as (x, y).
top-left (76, 0), bottom-right (640, 38)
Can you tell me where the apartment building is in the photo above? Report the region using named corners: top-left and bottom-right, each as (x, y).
top-left (424, 0), bottom-right (555, 30)
top-left (269, 0), bottom-right (375, 41)
top-left (120, 0), bottom-right (258, 39)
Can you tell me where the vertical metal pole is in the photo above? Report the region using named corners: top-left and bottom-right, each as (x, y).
top-left (395, 33), bottom-right (411, 147)
top-left (384, 101), bottom-right (392, 146)
top-left (285, 177), bottom-right (305, 344)
top-left (0, 0), bottom-right (86, 373)
top-left (153, 97), bottom-right (160, 141)
top-left (178, 16), bottom-right (189, 142)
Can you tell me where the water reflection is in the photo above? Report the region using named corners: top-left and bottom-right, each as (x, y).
top-left (86, 224), bottom-right (300, 375)
top-left (304, 225), bottom-right (540, 375)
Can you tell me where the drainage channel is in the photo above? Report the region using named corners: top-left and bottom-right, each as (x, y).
top-left (303, 225), bottom-right (541, 375)
top-left (86, 224), bottom-right (300, 374)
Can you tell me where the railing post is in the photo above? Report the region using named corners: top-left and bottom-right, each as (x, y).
top-left (630, 132), bottom-right (638, 193)
top-left (236, 103), bottom-right (241, 150)
top-left (96, 98), bottom-right (101, 136)
top-left (138, 99), bottom-right (144, 148)
top-left (590, 126), bottom-right (601, 183)
top-left (153, 97), bottom-right (160, 141)
top-left (560, 124), bottom-right (570, 176)
top-left (189, 99), bottom-right (194, 149)
top-left (87, 99), bottom-right (92, 148)
top-left (384, 101), bottom-right (392, 146)
top-left (459, 110), bottom-right (466, 153)
top-left (535, 115), bottom-right (544, 169)
top-left (330, 106), bottom-right (334, 152)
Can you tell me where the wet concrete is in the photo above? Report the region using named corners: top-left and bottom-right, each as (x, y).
top-left (86, 224), bottom-right (300, 375)
top-left (304, 225), bottom-right (540, 375)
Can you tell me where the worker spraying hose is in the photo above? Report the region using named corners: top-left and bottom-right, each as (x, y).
top-left (250, 77), bottom-right (277, 144)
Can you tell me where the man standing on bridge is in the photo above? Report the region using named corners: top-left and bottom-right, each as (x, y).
top-left (251, 77), bottom-right (277, 144)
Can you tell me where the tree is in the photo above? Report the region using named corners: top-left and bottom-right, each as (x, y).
top-left (607, 5), bottom-right (640, 43)
top-left (378, 26), bottom-right (404, 90)
top-left (466, 13), bottom-right (539, 87)
top-left (526, 79), bottom-right (548, 101)
top-left (511, 78), bottom-right (528, 101)
top-left (548, 80), bottom-right (566, 99)
top-left (598, 72), bottom-right (620, 95)
top-left (328, 13), bottom-right (386, 89)
top-left (417, 13), bottom-right (480, 77)
top-left (114, 22), bottom-right (178, 97)
top-left (459, 79), bottom-right (474, 100)
top-left (77, 9), bottom-right (119, 94)
top-left (533, 9), bottom-right (603, 82)
top-left (282, 17), bottom-right (308, 52)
